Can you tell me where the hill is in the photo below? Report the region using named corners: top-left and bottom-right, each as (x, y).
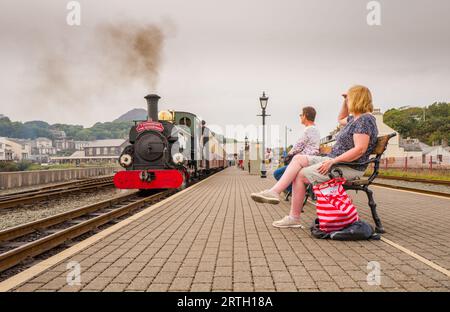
top-left (114, 108), bottom-right (147, 122)
top-left (0, 116), bottom-right (132, 141)
top-left (383, 102), bottom-right (449, 145)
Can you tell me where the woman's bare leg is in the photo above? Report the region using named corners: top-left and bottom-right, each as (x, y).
top-left (289, 172), bottom-right (309, 219)
top-left (270, 155), bottom-right (309, 194)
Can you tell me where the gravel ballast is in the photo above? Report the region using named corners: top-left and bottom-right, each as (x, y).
top-left (0, 187), bottom-right (132, 231)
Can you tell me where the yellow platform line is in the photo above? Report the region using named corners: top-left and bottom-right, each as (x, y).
top-left (381, 237), bottom-right (450, 278)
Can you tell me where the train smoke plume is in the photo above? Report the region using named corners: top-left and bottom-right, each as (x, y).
top-left (33, 21), bottom-right (168, 110)
top-left (96, 22), bottom-right (164, 88)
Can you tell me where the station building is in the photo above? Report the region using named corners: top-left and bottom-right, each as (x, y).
top-left (50, 139), bottom-right (128, 165)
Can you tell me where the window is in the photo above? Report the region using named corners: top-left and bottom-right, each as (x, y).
top-left (96, 147), bottom-right (101, 155)
top-left (104, 147), bottom-right (108, 155)
top-left (179, 117), bottom-right (191, 127)
top-left (438, 155), bottom-right (443, 162)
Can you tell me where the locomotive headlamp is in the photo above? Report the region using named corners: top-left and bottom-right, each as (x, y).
top-left (158, 110), bottom-right (174, 122)
top-left (119, 154), bottom-right (133, 167)
top-left (172, 153), bottom-right (184, 164)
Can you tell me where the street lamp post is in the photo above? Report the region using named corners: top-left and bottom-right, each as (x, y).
top-left (257, 92), bottom-right (270, 178)
top-left (244, 136), bottom-right (250, 173)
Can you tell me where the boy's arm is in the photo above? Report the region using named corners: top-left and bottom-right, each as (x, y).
top-left (288, 133), bottom-right (308, 156)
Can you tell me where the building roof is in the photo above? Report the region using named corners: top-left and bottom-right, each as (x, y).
top-left (69, 151), bottom-right (85, 158)
top-left (50, 150), bottom-right (119, 160)
top-left (400, 143), bottom-right (422, 152)
top-left (418, 142), bottom-right (434, 154)
top-left (87, 139), bottom-right (127, 148)
top-left (35, 137), bottom-right (52, 141)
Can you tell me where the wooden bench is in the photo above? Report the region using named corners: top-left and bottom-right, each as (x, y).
top-left (285, 133), bottom-right (397, 234)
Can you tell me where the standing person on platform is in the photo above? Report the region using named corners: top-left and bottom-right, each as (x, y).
top-left (273, 106), bottom-right (321, 195)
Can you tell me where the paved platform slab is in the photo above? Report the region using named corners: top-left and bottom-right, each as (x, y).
top-left (2, 167), bottom-right (450, 292)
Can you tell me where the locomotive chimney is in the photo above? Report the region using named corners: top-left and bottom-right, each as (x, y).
top-left (144, 94), bottom-right (161, 121)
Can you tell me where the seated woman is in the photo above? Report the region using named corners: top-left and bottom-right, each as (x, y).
top-left (251, 85), bottom-right (379, 228)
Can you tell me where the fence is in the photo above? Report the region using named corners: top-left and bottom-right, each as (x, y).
top-left (380, 155), bottom-right (450, 171)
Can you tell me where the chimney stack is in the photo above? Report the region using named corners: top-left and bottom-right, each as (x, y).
top-left (144, 94), bottom-right (160, 121)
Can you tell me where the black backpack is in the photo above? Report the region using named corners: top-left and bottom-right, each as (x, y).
top-left (310, 218), bottom-right (381, 240)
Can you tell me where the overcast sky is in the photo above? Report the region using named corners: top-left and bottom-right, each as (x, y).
top-left (1, 0), bottom-right (449, 146)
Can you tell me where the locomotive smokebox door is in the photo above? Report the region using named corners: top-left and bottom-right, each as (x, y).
top-left (135, 131), bottom-right (166, 162)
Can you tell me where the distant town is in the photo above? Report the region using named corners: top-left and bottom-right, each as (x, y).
top-left (0, 103), bottom-right (449, 171)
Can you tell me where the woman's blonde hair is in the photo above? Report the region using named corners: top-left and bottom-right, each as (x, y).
top-left (347, 85), bottom-right (373, 114)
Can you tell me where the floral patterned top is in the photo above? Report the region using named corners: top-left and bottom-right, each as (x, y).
top-left (288, 125), bottom-right (321, 156)
top-left (328, 114), bottom-right (378, 171)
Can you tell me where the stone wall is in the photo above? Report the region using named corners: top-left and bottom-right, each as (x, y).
top-left (0, 167), bottom-right (120, 190)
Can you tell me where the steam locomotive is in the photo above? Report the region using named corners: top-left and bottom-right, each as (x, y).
top-left (113, 94), bottom-right (227, 190)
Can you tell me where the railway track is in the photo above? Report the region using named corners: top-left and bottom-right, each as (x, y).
top-left (372, 181), bottom-right (450, 198)
top-left (0, 176), bottom-right (115, 210)
top-left (0, 189), bottom-right (174, 273)
top-left (375, 175), bottom-right (450, 186)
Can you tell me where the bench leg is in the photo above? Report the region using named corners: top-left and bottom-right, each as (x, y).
top-left (286, 185), bottom-right (311, 212)
top-left (365, 188), bottom-right (385, 234)
top-left (284, 190), bottom-right (291, 201)
top-left (301, 190), bottom-right (310, 213)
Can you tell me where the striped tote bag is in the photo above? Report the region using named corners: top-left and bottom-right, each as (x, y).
top-left (312, 178), bottom-right (359, 233)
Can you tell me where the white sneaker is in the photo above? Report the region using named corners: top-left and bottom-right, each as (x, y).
top-left (250, 189), bottom-right (280, 204)
top-left (272, 216), bottom-right (304, 228)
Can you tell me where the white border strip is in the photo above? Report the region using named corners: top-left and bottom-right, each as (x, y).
top-left (0, 170), bottom-right (222, 292)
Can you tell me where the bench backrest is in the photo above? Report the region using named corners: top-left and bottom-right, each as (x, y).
top-left (371, 133), bottom-right (397, 156)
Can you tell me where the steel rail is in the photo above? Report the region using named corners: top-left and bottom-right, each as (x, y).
top-left (0, 176), bottom-right (114, 202)
top-left (0, 191), bottom-right (138, 242)
top-left (369, 175), bottom-right (450, 186)
top-left (0, 180), bottom-right (114, 210)
top-left (0, 190), bottom-right (173, 273)
top-left (372, 182), bottom-right (450, 198)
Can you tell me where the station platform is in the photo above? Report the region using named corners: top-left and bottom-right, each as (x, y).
top-left (1, 167), bottom-right (449, 292)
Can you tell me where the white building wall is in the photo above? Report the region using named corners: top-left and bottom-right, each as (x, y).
top-left (0, 140), bottom-right (5, 160)
top-left (423, 146), bottom-right (450, 158)
top-left (0, 137), bottom-right (30, 161)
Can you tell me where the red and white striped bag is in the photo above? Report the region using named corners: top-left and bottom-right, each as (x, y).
top-left (313, 178), bottom-right (359, 233)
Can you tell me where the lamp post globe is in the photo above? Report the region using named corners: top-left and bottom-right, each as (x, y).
top-left (259, 92), bottom-right (268, 110)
